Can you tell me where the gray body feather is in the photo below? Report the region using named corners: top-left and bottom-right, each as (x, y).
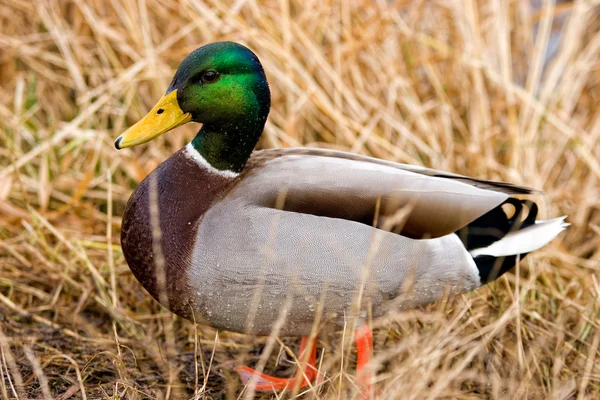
top-left (188, 151), bottom-right (496, 335)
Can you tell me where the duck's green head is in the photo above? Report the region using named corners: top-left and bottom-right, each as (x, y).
top-left (115, 42), bottom-right (270, 172)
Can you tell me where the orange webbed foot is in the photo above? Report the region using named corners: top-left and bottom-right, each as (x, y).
top-left (355, 325), bottom-right (374, 398)
top-left (235, 336), bottom-right (318, 391)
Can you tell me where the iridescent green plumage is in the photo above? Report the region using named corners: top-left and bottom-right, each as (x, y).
top-left (168, 42), bottom-right (271, 172)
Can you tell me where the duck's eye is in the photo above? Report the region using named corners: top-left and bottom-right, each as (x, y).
top-left (201, 70), bottom-right (219, 83)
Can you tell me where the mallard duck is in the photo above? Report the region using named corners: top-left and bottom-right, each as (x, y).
top-left (115, 41), bottom-right (567, 394)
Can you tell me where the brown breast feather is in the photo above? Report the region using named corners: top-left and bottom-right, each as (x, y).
top-left (120, 148), bottom-right (237, 318)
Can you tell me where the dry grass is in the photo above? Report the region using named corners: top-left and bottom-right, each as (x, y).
top-left (1, 0), bottom-right (599, 398)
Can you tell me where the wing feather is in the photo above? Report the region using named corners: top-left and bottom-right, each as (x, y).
top-left (229, 148), bottom-right (523, 238)
top-left (247, 148), bottom-right (537, 195)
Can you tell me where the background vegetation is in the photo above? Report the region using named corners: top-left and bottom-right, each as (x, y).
top-left (1, 0), bottom-right (599, 398)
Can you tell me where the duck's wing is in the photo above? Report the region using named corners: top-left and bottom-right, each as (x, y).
top-left (247, 148), bottom-right (536, 195)
top-left (230, 148), bottom-right (533, 239)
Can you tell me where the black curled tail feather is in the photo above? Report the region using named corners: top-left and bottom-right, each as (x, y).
top-left (455, 198), bottom-right (539, 283)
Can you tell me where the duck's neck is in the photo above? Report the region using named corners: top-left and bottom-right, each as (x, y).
top-left (191, 112), bottom-right (267, 173)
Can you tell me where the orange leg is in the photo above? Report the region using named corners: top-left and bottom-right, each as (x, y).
top-left (355, 325), bottom-right (373, 398)
top-left (235, 336), bottom-right (318, 391)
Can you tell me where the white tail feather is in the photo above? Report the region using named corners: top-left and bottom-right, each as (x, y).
top-left (469, 217), bottom-right (568, 258)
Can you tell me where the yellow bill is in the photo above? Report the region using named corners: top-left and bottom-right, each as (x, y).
top-left (115, 90), bottom-right (192, 149)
